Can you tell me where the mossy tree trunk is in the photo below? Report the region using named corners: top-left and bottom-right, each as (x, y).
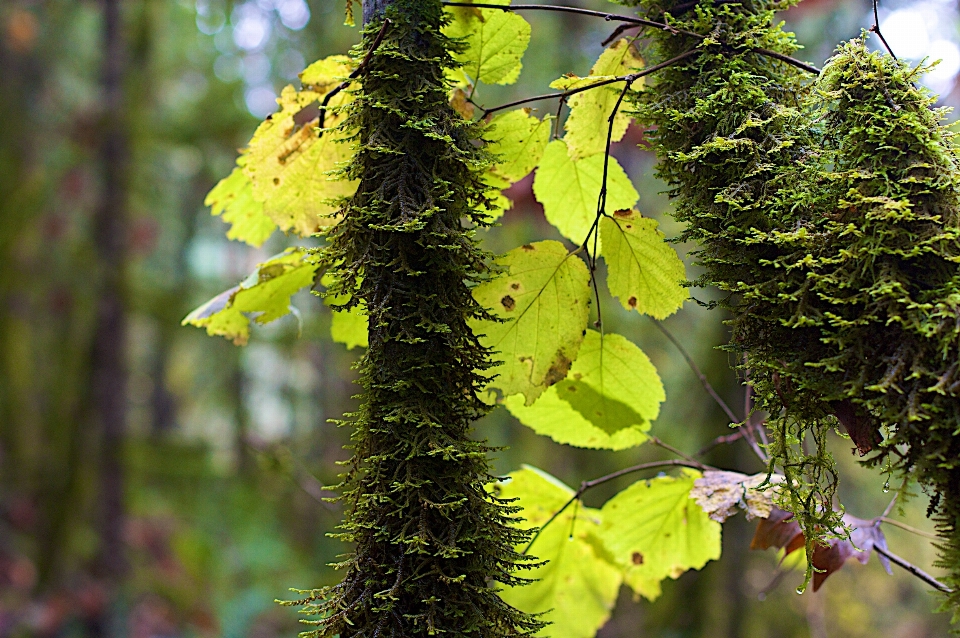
top-left (300, 1), bottom-right (543, 636)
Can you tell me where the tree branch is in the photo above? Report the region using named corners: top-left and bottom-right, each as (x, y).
top-left (317, 18), bottom-right (391, 133)
top-left (870, 0), bottom-right (898, 61)
top-left (873, 545), bottom-right (952, 593)
top-left (522, 459), bottom-right (710, 554)
top-left (483, 49), bottom-right (698, 116)
top-left (879, 517), bottom-right (939, 540)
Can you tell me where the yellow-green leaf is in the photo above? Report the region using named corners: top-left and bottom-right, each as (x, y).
top-left (299, 55), bottom-right (350, 90)
top-left (497, 466), bottom-right (622, 638)
top-left (599, 470), bottom-right (722, 600)
top-left (321, 273), bottom-right (369, 350)
top-left (182, 249), bottom-right (318, 345)
top-left (471, 241), bottom-right (590, 404)
top-left (485, 109), bottom-right (552, 183)
top-left (204, 165), bottom-right (276, 247)
top-left (505, 330), bottom-right (663, 449)
top-left (532, 139), bottom-right (638, 246)
top-left (504, 385), bottom-right (648, 451)
top-left (599, 209), bottom-right (687, 319)
top-left (446, 8), bottom-right (531, 85)
top-left (244, 56), bottom-right (357, 237)
top-left (562, 39), bottom-right (644, 160)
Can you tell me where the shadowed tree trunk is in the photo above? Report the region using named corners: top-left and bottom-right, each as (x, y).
top-left (91, 0), bottom-right (130, 586)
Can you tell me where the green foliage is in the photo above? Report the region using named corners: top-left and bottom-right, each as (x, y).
top-left (504, 330), bottom-right (662, 449)
top-left (496, 466), bottom-right (722, 620)
top-left (496, 466), bottom-right (623, 638)
top-left (532, 139), bottom-right (638, 245)
top-left (485, 110), bottom-right (552, 183)
top-left (599, 470), bottom-right (721, 601)
top-left (205, 164), bottom-right (276, 247)
top-left (320, 273), bottom-right (368, 350)
top-left (599, 209), bottom-right (687, 319)
top-left (471, 240), bottom-right (591, 404)
top-left (183, 249), bottom-right (319, 345)
top-left (479, 109), bottom-right (552, 219)
top-left (445, 3), bottom-right (531, 85)
top-left (560, 39), bottom-right (643, 160)
top-left (753, 41), bottom-right (960, 615)
top-left (183, 0), bottom-right (960, 629)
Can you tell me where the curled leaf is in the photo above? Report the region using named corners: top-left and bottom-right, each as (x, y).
top-left (691, 471), bottom-right (782, 523)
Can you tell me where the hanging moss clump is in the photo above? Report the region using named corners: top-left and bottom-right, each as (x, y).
top-left (630, 0), bottom-right (843, 561)
top-left (766, 40), bottom-right (960, 615)
top-left (292, 2), bottom-right (544, 636)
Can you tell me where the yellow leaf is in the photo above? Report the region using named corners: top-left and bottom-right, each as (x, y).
top-left (563, 39), bottom-right (644, 160)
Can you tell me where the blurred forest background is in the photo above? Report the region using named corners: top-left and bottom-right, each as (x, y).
top-left (2, 0), bottom-right (959, 636)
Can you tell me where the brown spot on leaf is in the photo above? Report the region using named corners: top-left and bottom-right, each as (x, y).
top-left (543, 353), bottom-right (572, 386)
top-left (614, 209), bottom-right (632, 218)
top-left (510, 282), bottom-right (520, 290)
top-left (273, 177), bottom-right (280, 185)
top-left (521, 244), bottom-right (535, 251)
top-left (628, 296), bottom-right (637, 308)
top-left (631, 552), bottom-right (644, 565)
top-left (501, 295), bottom-right (515, 311)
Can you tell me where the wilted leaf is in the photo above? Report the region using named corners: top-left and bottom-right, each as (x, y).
top-left (182, 249), bottom-right (319, 345)
top-left (691, 471), bottom-right (782, 523)
top-left (750, 508), bottom-right (893, 591)
top-left (244, 55), bottom-right (358, 237)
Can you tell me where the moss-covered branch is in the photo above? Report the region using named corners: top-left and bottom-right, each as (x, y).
top-left (292, 1), bottom-right (543, 636)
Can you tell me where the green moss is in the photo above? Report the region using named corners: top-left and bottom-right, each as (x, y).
top-left (637, 11), bottom-right (960, 616)
top-left (785, 40), bottom-right (960, 617)
top-left (630, 0), bottom-right (841, 582)
top-left (290, 2), bottom-right (544, 636)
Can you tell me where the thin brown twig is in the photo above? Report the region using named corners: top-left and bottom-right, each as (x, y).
top-left (483, 49), bottom-right (698, 116)
top-left (696, 428), bottom-right (748, 456)
top-left (316, 18), bottom-right (391, 134)
top-left (522, 458), bottom-right (711, 554)
top-left (443, 1), bottom-right (703, 37)
top-left (648, 319), bottom-right (739, 425)
top-left (873, 545), bottom-right (952, 593)
top-left (601, 23), bottom-right (640, 47)
top-left (870, 0), bottom-right (898, 61)
top-left (650, 318), bottom-right (768, 462)
top-left (649, 435), bottom-right (707, 468)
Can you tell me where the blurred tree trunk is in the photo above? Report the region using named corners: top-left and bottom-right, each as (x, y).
top-left (90, 0), bottom-right (130, 584)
